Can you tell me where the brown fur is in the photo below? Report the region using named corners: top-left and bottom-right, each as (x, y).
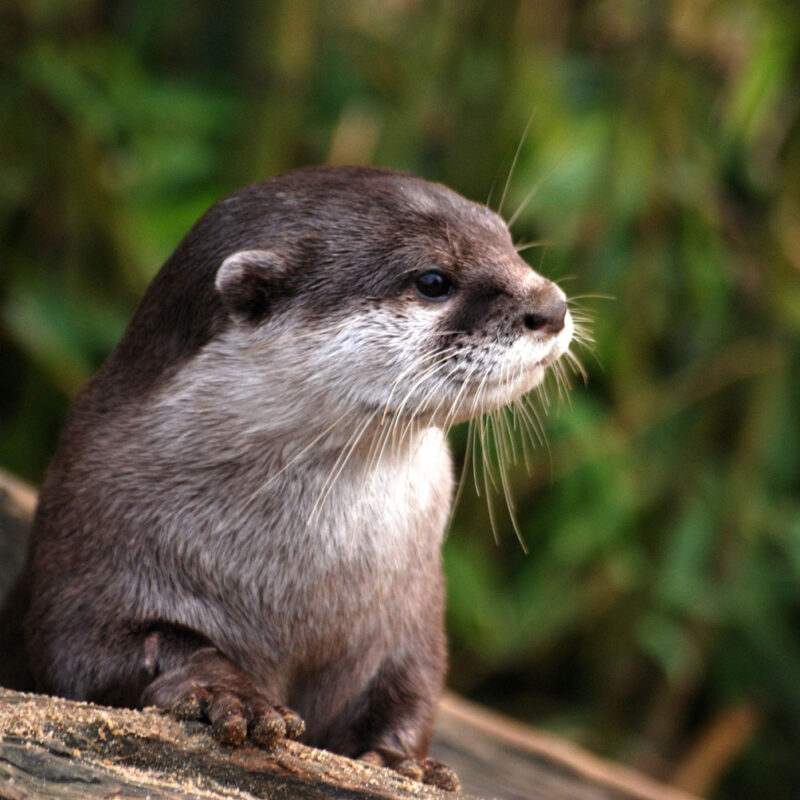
top-left (0, 166), bottom-right (570, 790)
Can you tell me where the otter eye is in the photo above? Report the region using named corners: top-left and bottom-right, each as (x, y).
top-left (414, 270), bottom-right (453, 301)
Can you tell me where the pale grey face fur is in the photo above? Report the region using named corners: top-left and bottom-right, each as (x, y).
top-left (210, 179), bottom-right (573, 434)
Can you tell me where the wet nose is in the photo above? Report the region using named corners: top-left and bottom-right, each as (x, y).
top-left (522, 295), bottom-right (567, 335)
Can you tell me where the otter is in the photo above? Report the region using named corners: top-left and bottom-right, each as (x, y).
top-left (0, 166), bottom-right (572, 790)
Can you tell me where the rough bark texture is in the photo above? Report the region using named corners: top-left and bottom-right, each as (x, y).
top-left (0, 470), bottom-right (701, 800)
top-left (0, 687), bottom-right (470, 800)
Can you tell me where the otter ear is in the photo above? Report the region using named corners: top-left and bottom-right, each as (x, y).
top-left (216, 249), bottom-right (286, 323)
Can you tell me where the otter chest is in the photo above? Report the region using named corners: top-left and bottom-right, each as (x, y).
top-left (174, 427), bottom-right (452, 673)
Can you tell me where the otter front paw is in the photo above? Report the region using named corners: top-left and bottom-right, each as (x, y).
top-left (360, 751), bottom-right (460, 793)
top-left (171, 683), bottom-right (304, 747)
top-left (142, 647), bottom-right (304, 748)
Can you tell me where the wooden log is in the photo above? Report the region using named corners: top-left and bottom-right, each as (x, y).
top-left (0, 470), bottom-right (702, 800)
top-left (0, 687), bottom-right (472, 800)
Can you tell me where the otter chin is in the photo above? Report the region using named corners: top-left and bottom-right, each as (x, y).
top-left (0, 165), bottom-right (574, 792)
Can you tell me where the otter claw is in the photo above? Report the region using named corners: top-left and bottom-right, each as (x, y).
top-left (420, 757), bottom-right (461, 792)
top-left (250, 708), bottom-right (286, 747)
top-left (212, 711), bottom-right (248, 746)
top-left (395, 757), bottom-right (426, 782)
top-left (276, 704), bottom-right (306, 739)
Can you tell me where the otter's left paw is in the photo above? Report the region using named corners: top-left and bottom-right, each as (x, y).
top-left (360, 751), bottom-right (461, 792)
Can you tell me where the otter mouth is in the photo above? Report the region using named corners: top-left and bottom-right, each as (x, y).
top-left (449, 364), bottom-right (544, 422)
top-left (376, 321), bottom-right (574, 427)
top-left (511, 338), bottom-right (569, 387)
top-left (453, 337), bottom-right (570, 418)
top-left (539, 347), bottom-right (563, 370)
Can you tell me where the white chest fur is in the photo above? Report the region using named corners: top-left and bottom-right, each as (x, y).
top-left (99, 364), bottom-right (452, 672)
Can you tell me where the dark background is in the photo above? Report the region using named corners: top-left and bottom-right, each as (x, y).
top-left (1, 2), bottom-right (799, 797)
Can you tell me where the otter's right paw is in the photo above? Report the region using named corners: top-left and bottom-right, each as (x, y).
top-left (170, 683), bottom-right (305, 747)
top-left (141, 647), bottom-right (304, 748)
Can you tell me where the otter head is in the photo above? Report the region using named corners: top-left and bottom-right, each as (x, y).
top-left (209, 167), bottom-right (573, 435)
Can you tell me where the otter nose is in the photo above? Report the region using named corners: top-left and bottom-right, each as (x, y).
top-left (523, 298), bottom-right (567, 335)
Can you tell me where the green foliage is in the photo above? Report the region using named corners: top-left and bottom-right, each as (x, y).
top-left (2, 2), bottom-right (799, 797)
